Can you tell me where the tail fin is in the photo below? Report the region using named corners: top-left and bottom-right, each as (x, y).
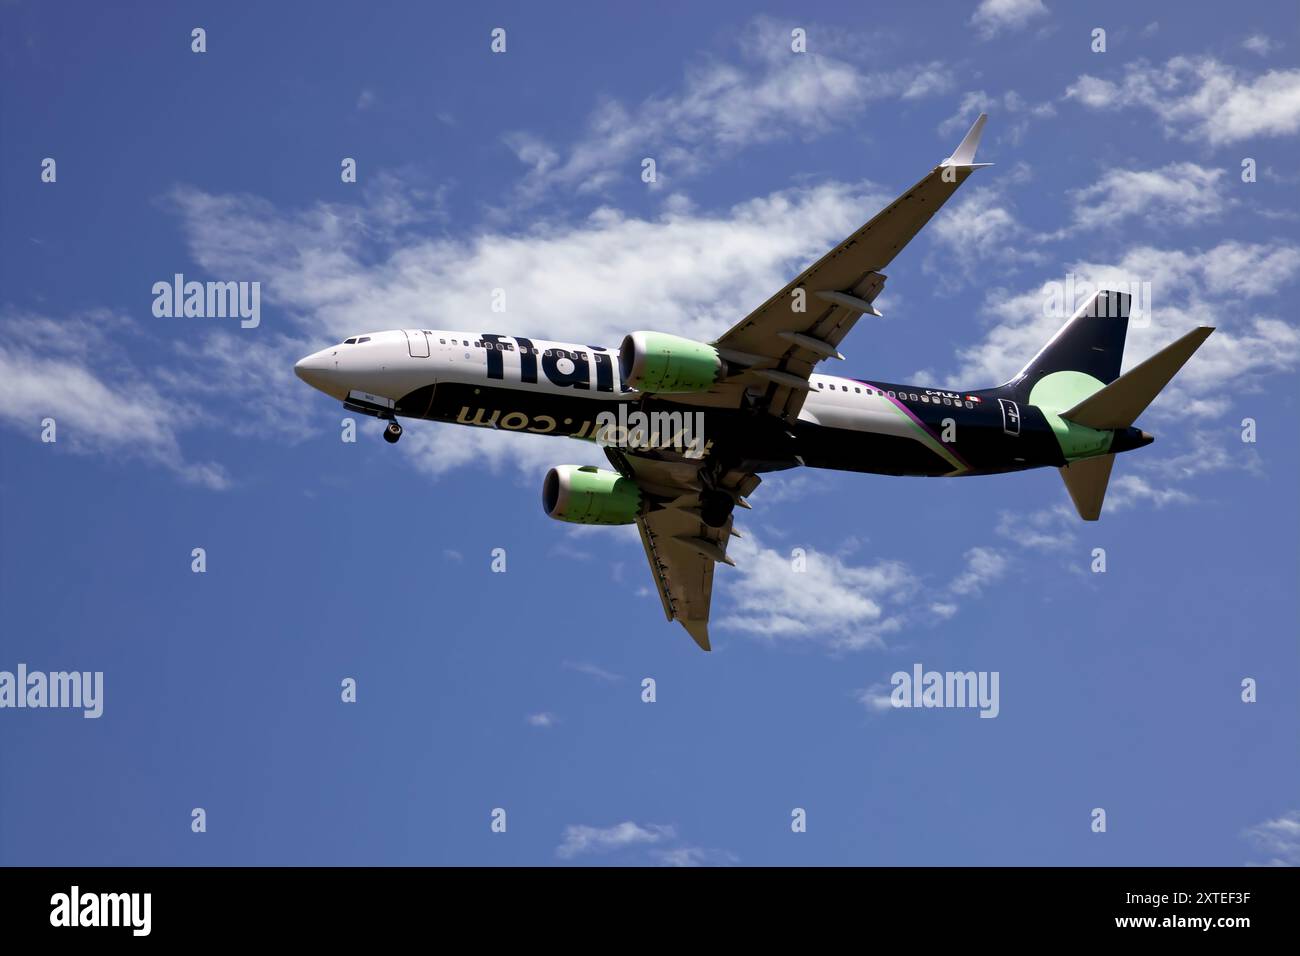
top-left (1003, 290), bottom-right (1130, 402)
top-left (1062, 327), bottom-right (1215, 429)
top-left (1059, 454), bottom-right (1115, 521)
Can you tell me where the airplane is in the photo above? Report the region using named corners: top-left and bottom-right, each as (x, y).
top-left (294, 114), bottom-right (1213, 651)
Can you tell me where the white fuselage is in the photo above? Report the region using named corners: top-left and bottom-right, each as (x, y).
top-left (292, 328), bottom-right (973, 441)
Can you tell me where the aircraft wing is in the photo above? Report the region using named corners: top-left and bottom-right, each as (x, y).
top-left (606, 447), bottom-right (759, 651)
top-left (690, 114), bottom-right (991, 424)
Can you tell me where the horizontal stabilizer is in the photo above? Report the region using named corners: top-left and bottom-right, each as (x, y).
top-left (1062, 327), bottom-right (1214, 429)
top-left (1059, 454), bottom-right (1115, 521)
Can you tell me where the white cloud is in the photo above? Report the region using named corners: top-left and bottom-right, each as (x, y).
top-left (1069, 162), bottom-right (1229, 228)
top-left (651, 846), bottom-right (739, 867)
top-left (1103, 474), bottom-right (1194, 513)
top-left (997, 504), bottom-right (1078, 551)
top-left (996, 424), bottom-right (1257, 547)
top-left (555, 821), bottom-right (736, 865)
top-left (171, 179), bottom-right (883, 350)
top-left (1199, 242), bottom-right (1300, 297)
top-left (930, 601), bottom-right (958, 620)
top-left (563, 661), bottom-right (623, 682)
top-left (970, 0), bottom-right (1049, 40)
top-left (1241, 35), bottom-right (1276, 57)
top-left (1245, 810), bottom-right (1300, 866)
top-left (1065, 56), bottom-right (1300, 146)
top-left (162, 331), bottom-right (320, 441)
top-left (722, 533), bottom-right (917, 650)
top-left (556, 822), bottom-right (675, 860)
top-left (0, 311), bottom-right (229, 489)
top-left (855, 682), bottom-right (896, 713)
top-left (939, 90), bottom-right (1055, 145)
top-left (949, 546), bottom-right (1009, 596)
top-left (526, 712), bottom-right (558, 728)
top-left (720, 530), bottom-right (1016, 650)
top-left (1143, 428), bottom-right (1262, 481)
top-left (926, 182), bottom-right (1045, 284)
top-left (504, 17), bottom-right (953, 202)
top-left (940, 240), bottom-right (1300, 414)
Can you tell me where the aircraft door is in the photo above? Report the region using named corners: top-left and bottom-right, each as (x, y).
top-left (998, 398), bottom-right (1021, 436)
top-left (406, 330), bottom-right (430, 358)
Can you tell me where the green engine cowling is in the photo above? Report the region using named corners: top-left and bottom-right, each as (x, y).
top-left (542, 465), bottom-right (643, 525)
top-left (619, 331), bottom-right (724, 393)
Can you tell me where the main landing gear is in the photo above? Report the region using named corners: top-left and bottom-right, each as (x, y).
top-left (699, 488), bottom-right (735, 528)
top-left (383, 421), bottom-right (403, 444)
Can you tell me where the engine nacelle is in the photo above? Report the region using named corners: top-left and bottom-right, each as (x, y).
top-left (619, 331), bottom-right (724, 393)
top-left (542, 465), bottom-right (643, 525)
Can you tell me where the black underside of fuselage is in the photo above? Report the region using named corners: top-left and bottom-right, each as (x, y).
top-left (394, 381), bottom-right (1069, 477)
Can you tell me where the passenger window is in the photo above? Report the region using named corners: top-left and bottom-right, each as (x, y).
top-left (965, 401), bottom-right (974, 408)
top-left (888, 391), bottom-right (896, 398)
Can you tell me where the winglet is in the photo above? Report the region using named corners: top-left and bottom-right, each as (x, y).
top-left (941, 113), bottom-right (992, 168)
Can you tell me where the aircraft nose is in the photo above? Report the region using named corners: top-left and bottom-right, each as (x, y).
top-left (294, 350), bottom-right (332, 385)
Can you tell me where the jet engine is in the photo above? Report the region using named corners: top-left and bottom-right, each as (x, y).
top-left (542, 465), bottom-right (643, 525)
top-left (619, 331), bottom-right (725, 393)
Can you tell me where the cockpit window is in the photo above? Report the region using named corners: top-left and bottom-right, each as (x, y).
top-left (357, 336), bottom-right (370, 343)
top-left (343, 337), bottom-right (357, 344)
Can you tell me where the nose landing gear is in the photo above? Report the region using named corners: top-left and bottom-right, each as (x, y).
top-left (383, 421), bottom-right (403, 444)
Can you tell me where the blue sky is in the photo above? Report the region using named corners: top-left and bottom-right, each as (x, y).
top-left (2, 0), bottom-right (1298, 866)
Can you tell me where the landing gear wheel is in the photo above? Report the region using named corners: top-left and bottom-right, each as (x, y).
top-left (699, 489), bottom-right (734, 528)
top-left (383, 421), bottom-right (403, 444)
